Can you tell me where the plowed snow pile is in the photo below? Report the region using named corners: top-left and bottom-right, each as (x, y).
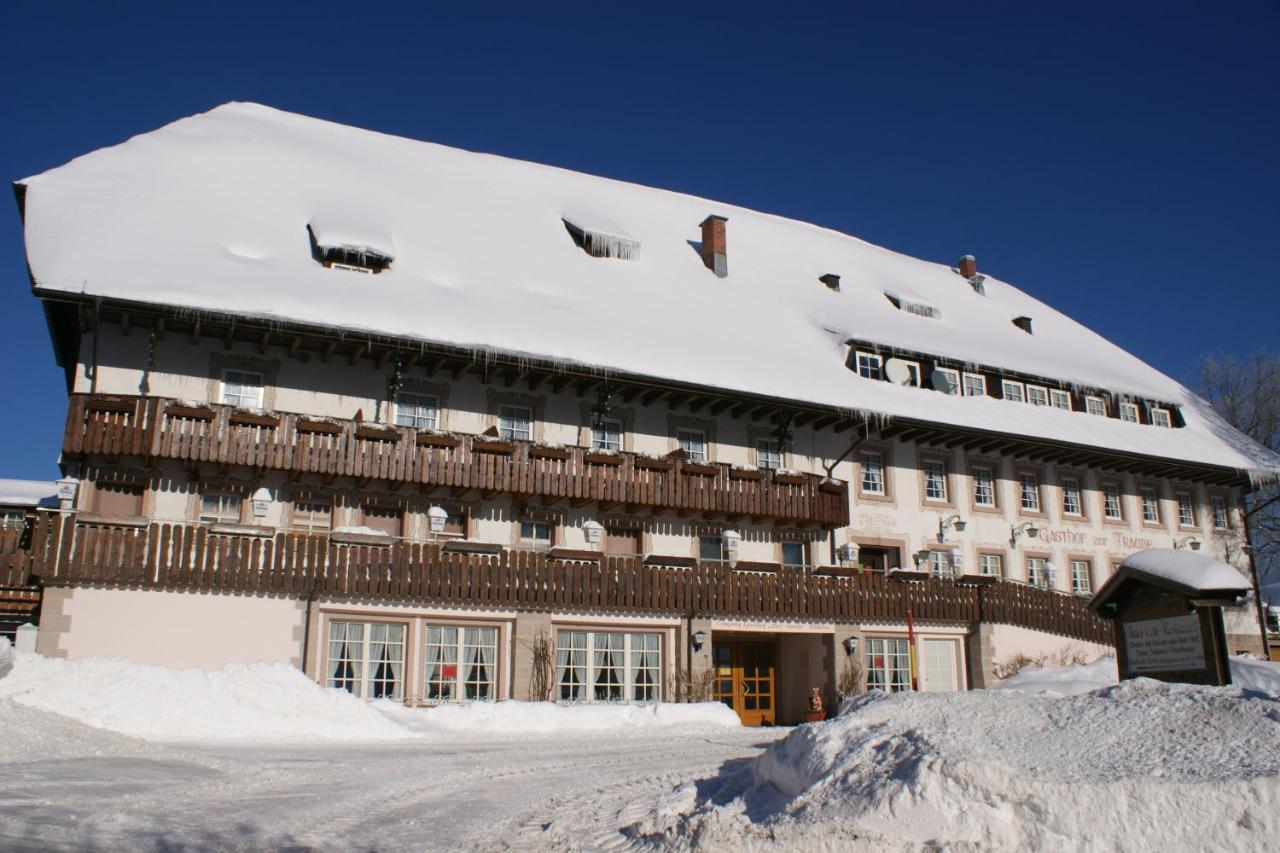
top-left (634, 681), bottom-right (1280, 851)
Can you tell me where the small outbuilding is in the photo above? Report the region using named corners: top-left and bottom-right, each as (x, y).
top-left (1089, 549), bottom-right (1251, 686)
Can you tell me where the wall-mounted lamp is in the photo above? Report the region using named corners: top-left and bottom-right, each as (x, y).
top-left (691, 629), bottom-right (709, 651)
top-left (938, 514), bottom-right (967, 543)
top-left (722, 529), bottom-right (742, 555)
top-left (1011, 521), bottom-right (1040, 545)
top-left (1174, 536), bottom-right (1202, 551)
top-left (913, 549), bottom-right (932, 571)
top-left (842, 636), bottom-right (859, 655)
top-left (427, 505), bottom-right (449, 535)
top-left (250, 487), bottom-right (272, 519)
top-left (837, 541), bottom-right (860, 567)
top-left (55, 477), bottom-right (78, 510)
top-left (583, 520), bottom-right (604, 546)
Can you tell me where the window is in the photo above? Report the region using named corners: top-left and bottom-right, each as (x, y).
top-left (972, 466), bottom-right (995, 508)
top-left (394, 392), bottom-right (439, 430)
top-left (1152, 408), bottom-right (1172, 428)
top-left (591, 418), bottom-right (623, 452)
top-left (1140, 488), bottom-right (1160, 524)
top-left (1019, 473), bottom-right (1041, 513)
top-left (556, 630), bottom-right (661, 703)
top-left (865, 638), bottom-right (911, 692)
top-left (0, 509), bottom-right (23, 527)
top-left (1177, 493), bottom-right (1196, 527)
top-left (326, 620), bottom-right (405, 700)
top-left (979, 553), bottom-right (1003, 577)
top-left (519, 520), bottom-right (553, 548)
top-left (360, 503), bottom-right (401, 536)
top-left (699, 534), bottom-right (727, 563)
top-left (1102, 483), bottom-right (1123, 520)
top-left (1027, 385), bottom-right (1049, 407)
top-left (781, 541), bottom-right (807, 568)
top-left (1001, 380), bottom-right (1025, 403)
top-left (1085, 396), bottom-right (1107, 417)
top-left (860, 451), bottom-right (886, 495)
top-left (676, 429), bottom-right (707, 462)
top-left (923, 459), bottom-right (948, 502)
top-left (934, 367), bottom-right (960, 395)
top-left (1211, 496), bottom-right (1229, 530)
top-left (221, 369), bottom-right (264, 409)
top-left (498, 405), bottom-right (533, 441)
top-left (199, 491), bottom-right (241, 524)
top-left (856, 351), bottom-right (883, 380)
top-left (1049, 390), bottom-right (1072, 411)
top-left (756, 439), bottom-right (781, 470)
top-left (962, 373), bottom-right (987, 397)
top-left (926, 550), bottom-right (952, 579)
top-left (1061, 478), bottom-right (1082, 516)
top-left (605, 527), bottom-right (641, 556)
top-left (1026, 557), bottom-right (1048, 588)
top-left (91, 481), bottom-right (143, 518)
top-left (423, 625), bottom-right (498, 702)
top-left (291, 499), bottom-right (332, 535)
top-left (1119, 402), bottom-right (1139, 423)
top-left (900, 361), bottom-right (921, 386)
top-left (437, 509), bottom-right (467, 538)
top-left (1071, 560), bottom-right (1092, 595)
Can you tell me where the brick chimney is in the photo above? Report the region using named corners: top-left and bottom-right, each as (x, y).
top-left (957, 254), bottom-right (977, 279)
top-left (699, 215), bottom-right (728, 277)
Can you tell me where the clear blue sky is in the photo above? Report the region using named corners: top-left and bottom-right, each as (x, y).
top-left (2, 2), bottom-right (1277, 481)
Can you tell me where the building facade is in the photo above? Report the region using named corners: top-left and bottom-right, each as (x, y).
top-left (10, 104), bottom-right (1277, 724)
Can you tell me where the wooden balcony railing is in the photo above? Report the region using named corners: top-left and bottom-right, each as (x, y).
top-left (26, 515), bottom-right (1113, 645)
top-left (62, 394), bottom-right (850, 527)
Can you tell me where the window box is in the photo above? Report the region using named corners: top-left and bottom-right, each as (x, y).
top-left (682, 462), bottom-right (720, 477)
top-left (635, 457), bottom-right (673, 472)
top-left (355, 425), bottom-right (402, 442)
top-left (416, 433), bottom-right (460, 448)
top-left (729, 467), bottom-right (764, 481)
top-left (330, 529), bottom-right (394, 546)
top-left (887, 568), bottom-right (931, 583)
top-left (75, 513), bottom-right (148, 528)
top-left (643, 553), bottom-right (696, 567)
top-left (813, 565), bottom-right (856, 577)
top-left (955, 573), bottom-right (998, 587)
top-left (774, 472), bottom-right (808, 485)
top-left (165, 403), bottom-right (215, 420)
top-left (87, 396), bottom-right (135, 414)
top-left (207, 523), bottom-right (276, 538)
top-left (229, 411), bottom-right (280, 428)
top-left (549, 547), bottom-right (603, 563)
top-left (442, 540), bottom-right (503, 555)
top-left (297, 419), bottom-right (343, 435)
top-left (733, 560), bottom-right (781, 573)
top-left (472, 439), bottom-right (515, 455)
top-left (818, 480), bottom-right (846, 495)
top-left (530, 445), bottom-right (572, 460)
top-left (583, 451), bottom-right (624, 466)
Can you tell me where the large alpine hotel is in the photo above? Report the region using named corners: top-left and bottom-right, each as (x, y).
top-left (8, 104), bottom-right (1278, 725)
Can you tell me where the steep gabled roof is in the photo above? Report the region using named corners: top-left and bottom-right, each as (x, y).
top-left (16, 102), bottom-right (1280, 480)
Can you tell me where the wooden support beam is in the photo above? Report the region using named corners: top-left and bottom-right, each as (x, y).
top-left (550, 374), bottom-right (574, 394)
top-left (401, 352), bottom-right (418, 371)
top-left (120, 312), bottom-right (130, 336)
top-left (153, 317), bottom-right (165, 341)
top-left (224, 322), bottom-right (235, 350)
top-left (322, 340), bottom-right (337, 363)
top-left (810, 415), bottom-right (838, 431)
top-left (525, 370), bottom-right (548, 392)
top-left (619, 386), bottom-right (643, 404)
top-left (190, 317), bottom-right (202, 344)
top-left (450, 360), bottom-right (470, 381)
top-left (793, 412), bottom-right (819, 428)
top-left (686, 396), bottom-right (711, 414)
top-left (748, 404), bottom-right (772, 421)
top-left (571, 497), bottom-right (593, 508)
top-left (832, 419), bottom-right (859, 433)
top-left (258, 332), bottom-right (270, 354)
top-left (376, 349), bottom-right (392, 370)
top-left (708, 399), bottom-right (734, 416)
top-left (289, 336), bottom-right (302, 357)
top-left (729, 401), bottom-right (754, 418)
top-left (641, 388), bottom-right (667, 406)
top-left (349, 342), bottom-right (368, 366)
top-left (574, 377), bottom-right (599, 396)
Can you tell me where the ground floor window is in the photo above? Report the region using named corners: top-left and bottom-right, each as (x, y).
top-left (423, 625), bottom-right (498, 702)
top-left (556, 630), bottom-right (661, 703)
top-left (865, 637), bottom-right (911, 692)
top-left (327, 620), bottom-right (406, 700)
top-left (1071, 560), bottom-right (1092, 595)
top-left (920, 638), bottom-right (959, 692)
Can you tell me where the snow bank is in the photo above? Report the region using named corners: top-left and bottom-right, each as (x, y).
top-left (639, 681), bottom-right (1280, 850)
top-left (375, 698), bottom-right (738, 736)
top-left (1118, 548), bottom-right (1251, 592)
top-left (991, 654), bottom-right (1280, 696)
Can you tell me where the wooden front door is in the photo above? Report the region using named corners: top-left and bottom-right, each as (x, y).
top-left (712, 641), bottom-right (777, 726)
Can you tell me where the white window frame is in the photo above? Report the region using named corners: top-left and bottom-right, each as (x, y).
top-left (855, 351), bottom-right (883, 380)
top-left (926, 550), bottom-right (953, 579)
top-left (422, 624), bottom-right (498, 703)
top-left (780, 540), bottom-right (807, 568)
top-left (291, 498), bottom-right (332, 535)
top-left (979, 553), bottom-right (1003, 578)
top-left (755, 438), bottom-right (782, 470)
top-left (698, 534), bottom-right (727, 563)
top-left (1070, 560), bottom-right (1092, 595)
top-left (934, 366), bottom-right (961, 395)
top-left (1061, 477), bottom-right (1082, 517)
top-left (1001, 380), bottom-right (1026, 403)
top-left (555, 630), bottom-right (662, 703)
top-left (1140, 487), bottom-right (1161, 524)
top-left (1176, 493), bottom-right (1196, 528)
top-left (591, 418), bottom-right (623, 452)
top-left (676, 428), bottom-right (708, 462)
top-left (199, 491), bottom-right (241, 524)
top-left (899, 360), bottom-right (921, 387)
top-left (1026, 385), bottom-right (1049, 407)
top-left (865, 637), bottom-right (911, 692)
top-left (326, 620), bottom-right (406, 700)
top-left (519, 520), bottom-right (553, 548)
top-left (220, 369), bottom-right (264, 409)
top-left (1211, 496), bottom-right (1229, 530)
top-left (394, 391), bottom-right (439, 430)
top-left (1151, 407), bottom-right (1172, 428)
top-left (972, 465), bottom-right (995, 508)
top-left (1019, 473), bottom-right (1041, 513)
top-left (1049, 389), bottom-right (1072, 411)
top-left (1085, 396), bottom-right (1107, 417)
top-left (1102, 483), bottom-right (1123, 520)
top-left (923, 459), bottom-right (948, 502)
top-left (860, 451), bottom-right (885, 495)
top-left (1119, 402), bottom-right (1140, 423)
top-left (498, 405), bottom-right (533, 442)
top-left (962, 372), bottom-right (987, 397)
top-left (1026, 556), bottom-right (1048, 588)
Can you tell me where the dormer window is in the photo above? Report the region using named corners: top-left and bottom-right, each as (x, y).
top-left (1119, 402), bottom-right (1140, 423)
top-left (855, 351), bottom-right (883, 380)
top-left (307, 223), bottom-right (394, 273)
top-left (885, 293), bottom-right (941, 319)
top-left (1151, 407), bottom-right (1173, 428)
top-left (562, 213), bottom-right (639, 260)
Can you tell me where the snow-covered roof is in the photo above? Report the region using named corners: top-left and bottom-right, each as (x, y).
top-left (1112, 548), bottom-right (1251, 595)
top-left (0, 479), bottom-right (57, 508)
top-left (16, 102), bottom-right (1280, 479)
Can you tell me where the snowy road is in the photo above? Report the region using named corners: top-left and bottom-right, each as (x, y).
top-left (0, 725), bottom-right (785, 851)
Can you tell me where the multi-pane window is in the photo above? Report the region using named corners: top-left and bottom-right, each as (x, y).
top-left (1151, 408), bottom-right (1172, 428)
top-left (1026, 557), bottom-right (1048, 588)
top-left (1061, 478), bottom-right (1082, 516)
top-left (1049, 390), bottom-right (1072, 410)
top-left (360, 502), bottom-right (401, 537)
top-left (1140, 488), bottom-right (1161, 524)
top-left (1177, 494), bottom-right (1196, 527)
top-left (677, 429), bottom-right (708, 462)
top-left (923, 460), bottom-right (948, 502)
top-left (394, 392), bottom-right (439, 430)
top-left (1211, 496), bottom-right (1229, 529)
top-left (756, 439), bottom-right (781, 470)
top-left (1020, 473), bottom-right (1041, 512)
top-left (556, 630), bottom-right (661, 703)
top-left (221, 369), bottom-right (263, 409)
top-left (865, 638), bottom-right (911, 692)
top-left (926, 550), bottom-right (952, 579)
top-left (1001, 381), bottom-right (1025, 403)
top-left (860, 452), bottom-right (885, 495)
top-left (935, 367), bottom-right (961, 395)
top-left (1027, 385), bottom-right (1049, 407)
top-left (423, 625), bottom-right (498, 702)
top-left (591, 418), bottom-right (623, 451)
top-left (972, 466), bottom-right (995, 507)
top-left (291, 499), bottom-right (332, 534)
top-left (856, 352), bottom-right (883, 380)
top-left (519, 521), bottom-right (553, 547)
top-left (962, 373), bottom-right (987, 397)
top-left (1119, 402), bottom-right (1139, 423)
top-left (979, 553), bottom-right (1003, 577)
top-left (327, 620), bottom-right (405, 700)
top-left (699, 534), bottom-right (727, 563)
top-left (1103, 483), bottom-right (1123, 520)
top-left (199, 492), bottom-right (241, 524)
top-left (781, 541), bottom-right (806, 567)
top-left (498, 405), bottom-right (533, 441)
top-left (1086, 396), bottom-right (1107, 417)
top-left (1071, 560), bottom-right (1092, 595)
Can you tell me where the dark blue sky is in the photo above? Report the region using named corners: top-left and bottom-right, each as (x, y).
top-left (2, 2), bottom-right (1277, 481)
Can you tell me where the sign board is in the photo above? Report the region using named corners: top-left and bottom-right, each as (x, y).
top-left (1122, 614), bottom-right (1206, 673)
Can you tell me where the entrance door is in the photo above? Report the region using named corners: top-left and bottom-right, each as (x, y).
top-left (712, 641), bottom-right (776, 726)
top-left (920, 638), bottom-right (959, 692)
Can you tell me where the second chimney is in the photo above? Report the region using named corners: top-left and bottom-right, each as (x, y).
top-left (957, 254), bottom-right (977, 279)
top-left (700, 215), bottom-right (728, 277)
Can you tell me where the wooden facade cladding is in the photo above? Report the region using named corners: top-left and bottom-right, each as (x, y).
top-left (23, 515), bottom-right (1114, 646)
top-left (62, 394), bottom-right (849, 527)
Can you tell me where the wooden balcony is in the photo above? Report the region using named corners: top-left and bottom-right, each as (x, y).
top-left (23, 515), bottom-right (1113, 645)
top-left (62, 394), bottom-right (850, 527)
